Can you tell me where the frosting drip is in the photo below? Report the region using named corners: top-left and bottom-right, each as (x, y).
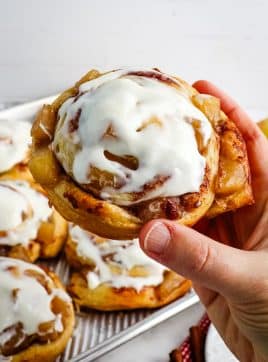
top-left (0, 119), bottom-right (31, 173)
top-left (0, 258), bottom-right (70, 337)
top-left (70, 225), bottom-right (167, 292)
top-left (54, 68), bottom-right (212, 206)
top-left (0, 180), bottom-right (52, 246)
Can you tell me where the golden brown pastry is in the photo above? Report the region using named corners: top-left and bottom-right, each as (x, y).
top-left (0, 257), bottom-right (74, 362)
top-left (66, 225), bottom-right (191, 311)
top-left (0, 118), bottom-right (33, 182)
top-left (30, 68), bottom-right (253, 239)
top-left (0, 179), bottom-right (67, 262)
top-left (258, 118), bottom-right (268, 138)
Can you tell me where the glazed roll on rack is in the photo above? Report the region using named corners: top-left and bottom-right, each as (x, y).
top-left (30, 68), bottom-right (254, 239)
top-left (66, 225), bottom-right (191, 311)
top-left (0, 257), bottom-right (74, 362)
top-left (0, 179), bottom-right (67, 262)
top-left (0, 119), bottom-right (33, 181)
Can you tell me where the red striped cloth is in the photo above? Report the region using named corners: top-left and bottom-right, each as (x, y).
top-left (179, 314), bottom-right (211, 361)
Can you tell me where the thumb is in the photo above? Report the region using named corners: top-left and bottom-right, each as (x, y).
top-left (139, 219), bottom-right (262, 300)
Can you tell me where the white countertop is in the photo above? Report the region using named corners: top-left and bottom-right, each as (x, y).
top-left (98, 303), bottom-right (205, 362)
top-left (0, 1), bottom-right (267, 360)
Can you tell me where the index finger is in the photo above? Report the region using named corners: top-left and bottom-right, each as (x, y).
top-left (193, 80), bottom-right (268, 180)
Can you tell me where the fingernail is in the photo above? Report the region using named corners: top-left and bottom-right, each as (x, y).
top-left (144, 222), bottom-right (171, 255)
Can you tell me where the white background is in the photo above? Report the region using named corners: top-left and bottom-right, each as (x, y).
top-left (0, 1), bottom-right (267, 361)
top-left (0, 0), bottom-right (268, 110)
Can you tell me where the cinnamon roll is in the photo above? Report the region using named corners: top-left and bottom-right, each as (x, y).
top-left (0, 180), bottom-right (67, 262)
top-left (0, 119), bottom-right (33, 182)
top-left (30, 68), bottom-right (253, 239)
top-left (0, 257), bottom-right (74, 362)
top-left (66, 225), bottom-right (191, 311)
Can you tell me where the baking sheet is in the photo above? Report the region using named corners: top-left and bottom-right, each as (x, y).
top-left (1, 98), bottom-right (266, 361)
top-left (0, 97), bottom-right (199, 362)
top-left (51, 254), bottom-right (199, 361)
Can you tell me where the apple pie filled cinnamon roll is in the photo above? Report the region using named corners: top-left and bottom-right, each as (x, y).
top-left (0, 179), bottom-right (67, 262)
top-left (0, 257), bottom-right (74, 362)
top-left (0, 119), bottom-right (33, 182)
top-left (30, 68), bottom-right (253, 239)
top-left (66, 225), bottom-right (191, 311)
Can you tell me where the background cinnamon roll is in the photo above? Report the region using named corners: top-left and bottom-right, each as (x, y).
top-left (0, 119), bottom-right (33, 182)
top-left (0, 180), bottom-right (67, 262)
top-left (30, 68), bottom-right (253, 239)
top-left (0, 257), bottom-right (74, 362)
top-left (66, 225), bottom-right (191, 311)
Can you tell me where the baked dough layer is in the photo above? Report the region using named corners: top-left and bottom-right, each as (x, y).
top-left (0, 179), bottom-right (68, 262)
top-left (0, 163), bottom-right (34, 183)
top-left (30, 69), bottom-right (253, 239)
top-left (10, 271), bottom-right (74, 362)
top-left (0, 260), bottom-right (74, 362)
top-left (65, 231), bottom-right (191, 311)
top-left (68, 270), bottom-right (191, 311)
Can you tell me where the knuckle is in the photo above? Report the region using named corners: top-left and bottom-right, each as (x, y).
top-left (188, 241), bottom-right (212, 275)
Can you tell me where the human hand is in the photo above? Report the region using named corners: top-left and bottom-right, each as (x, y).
top-left (139, 81), bottom-right (268, 362)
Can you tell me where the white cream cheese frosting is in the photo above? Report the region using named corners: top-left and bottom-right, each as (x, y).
top-left (0, 119), bottom-right (31, 173)
top-left (0, 180), bottom-right (52, 246)
top-left (0, 257), bottom-right (70, 338)
top-left (53, 68), bottom-right (212, 205)
top-left (70, 225), bottom-right (167, 292)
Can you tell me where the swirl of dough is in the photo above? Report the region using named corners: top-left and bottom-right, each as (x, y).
top-left (65, 225), bottom-right (192, 311)
top-left (30, 68), bottom-right (253, 239)
top-left (68, 224), bottom-right (167, 291)
top-left (0, 257), bottom-right (74, 359)
top-left (0, 180), bottom-right (52, 247)
top-left (53, 69), bottom-right (212, 206)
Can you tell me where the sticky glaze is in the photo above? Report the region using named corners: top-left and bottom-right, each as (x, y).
top-left (70, 225), bottom-right (167, 292)
top-left (0, 119), bottom-right (31, 173)
top-left (0, 258), bottom-right (70, 337)
top-left (53, 69), bottom-right (212, 206)
top-left (0, 180), bottom-right (52, 246)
